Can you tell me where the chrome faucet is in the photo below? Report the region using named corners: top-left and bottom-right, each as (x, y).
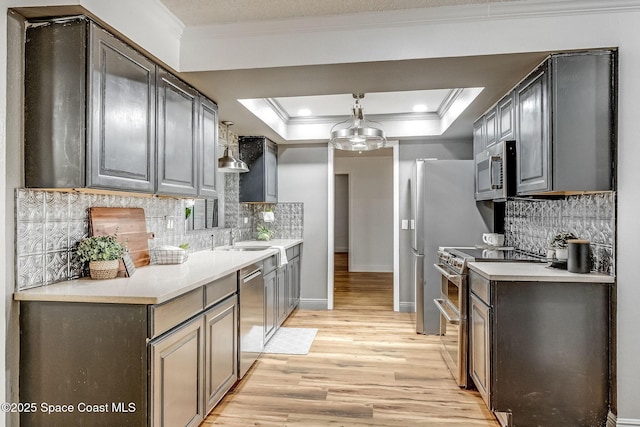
top-left (229, 229), bottom-right (235, 247)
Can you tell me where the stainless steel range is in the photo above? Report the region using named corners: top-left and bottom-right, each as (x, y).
top-left (434, 247), bottom-right (544, 387)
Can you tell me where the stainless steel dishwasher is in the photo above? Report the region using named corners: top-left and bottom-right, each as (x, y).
top-left (238, 263), bottom-right (265, 378)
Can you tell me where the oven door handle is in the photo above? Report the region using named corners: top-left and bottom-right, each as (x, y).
top-left (433, 299), bottom-right (460, 325)
top-left (433, 263), bottom-right (462, 287)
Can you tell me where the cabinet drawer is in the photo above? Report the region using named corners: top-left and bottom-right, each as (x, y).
top-left (150, 288), bottom-right (204, 338)
top-left (263, 254), bottom-right (278, 274)
top-left (286, 244), bottom-right (300, 260)
top-left (205, 273), bottom-right (237, 309)
top-left (469, 270), bottom-right (490, 305)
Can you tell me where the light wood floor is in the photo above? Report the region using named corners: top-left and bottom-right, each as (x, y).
top-left (203, 253), bottom-right (498, 426)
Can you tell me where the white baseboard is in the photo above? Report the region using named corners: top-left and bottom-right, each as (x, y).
top-left (611, 411), bottom-right (640, 427)
top-left (334, 247), bottom-right (348, 253)
top-left (617, 418), bottom-right (640, 426)
top-left (350, 264), bottom-right (393, 273)
top-left (298, 298), bottom-right (328, 310)
top-left (399, 302), bottom-right (415, 313)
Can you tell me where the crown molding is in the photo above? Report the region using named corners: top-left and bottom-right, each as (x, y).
top-left (149, 0), bottom-right (185, 40)
top-left (437, 88), bottom-right (464, 117)
top-left (182, 0), bottom-right (640, 40)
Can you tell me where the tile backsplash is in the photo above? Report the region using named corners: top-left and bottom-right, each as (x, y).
top-left (504, 192), bottom-right (615, 274)
top-left (15, 183), bottom-right (303, 290)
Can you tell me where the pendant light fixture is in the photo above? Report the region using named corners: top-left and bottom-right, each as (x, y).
top-left (329, 93), bottom-right (386, 151)
top-left (218, 121), bottom-right (249, 173)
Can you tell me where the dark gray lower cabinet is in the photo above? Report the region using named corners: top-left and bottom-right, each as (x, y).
top-left (150, 315), bottom-right (204, 427)
top-left (204, 296), bottom-right (238, 413)
top-left (468, 270), bottom-right (611, 427)
top-left (469, 292), bottom-right (490, 408)
top-left (276, 265), bottom-right (288, 325)
top-left (264, 269), bottom-right (277, 342)
top-left (262, 245), bottom-right (302, 344)
top-left (287, 255), bottom-right (301, 313)
top-left (20, 275), bottom-right (238, 427)
top-left (20, 302), bottom-right (148, 427)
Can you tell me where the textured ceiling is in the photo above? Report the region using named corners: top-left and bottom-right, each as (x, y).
top-left (155, 0), bottom-right (545, 142)
top-left (159, 0), bottom-right (519, 26)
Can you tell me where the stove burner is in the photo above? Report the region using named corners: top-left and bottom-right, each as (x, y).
top-left (438, 247), bottom-right (545, 274)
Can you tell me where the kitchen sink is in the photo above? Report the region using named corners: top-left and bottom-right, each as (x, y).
top-left (215, 246), bottom-right (270, 252)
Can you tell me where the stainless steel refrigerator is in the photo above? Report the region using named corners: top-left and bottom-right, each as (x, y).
top-left (410, 159), bottom-right (492, 334)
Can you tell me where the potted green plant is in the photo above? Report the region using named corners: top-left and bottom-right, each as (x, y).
top-left (550, 231), bottom-right (578, 260)
top-left (257, 224), bottom-right (274, 241)
top-left (76, 235), bottom-right (126, 279)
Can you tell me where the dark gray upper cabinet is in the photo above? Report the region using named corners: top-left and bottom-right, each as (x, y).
top-left (239, 136), bottom-right (278, 203)
top-left (472, 118), bottom-right (486, 156)
top-left (156, 69), bottom-right (198, 196)
top-left (515, 62), bottom-right (550, 194)
top-left (515, 51), bottom-right (615, 195)
top-left (88, 23), bottom-right (157, 192)
top-left (497, 92), bottom-right (515, 142)
top-left (198, 98), bottom-right (219, 198)
top-left (25, 18), bottom-right (157, 192)
top-left (484, 108), bottom-right (498, 148)
top-left (24, 16), bottom-right (220, 197)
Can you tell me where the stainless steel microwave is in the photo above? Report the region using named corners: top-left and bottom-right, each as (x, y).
top-left (474, 140), bottom-right (515, 201)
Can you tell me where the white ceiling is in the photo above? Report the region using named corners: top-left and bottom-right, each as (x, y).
top-left (273, 90), bottom-right (454, 117)
top-left (159, 0), bottom-right (523, 26)
top-left (155, 0), bottom-right (551, 143)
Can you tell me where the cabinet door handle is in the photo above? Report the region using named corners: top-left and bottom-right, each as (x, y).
top-left (433, 299), bottom-right (461, 325)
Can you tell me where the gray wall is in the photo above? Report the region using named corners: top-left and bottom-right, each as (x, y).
top-left (278, 144), bottom-right (328, 309)
top-left (334, 174), bottom-right (349, 253)
top-left (279, 139), bottom-right (473, 311)
top-left (335, 155), bottom-right (393, 272)
top-left (398, 139), bottom-right (474, 310)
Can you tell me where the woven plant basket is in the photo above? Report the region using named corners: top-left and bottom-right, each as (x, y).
top-left (89, 260), bottom-right (120, 280)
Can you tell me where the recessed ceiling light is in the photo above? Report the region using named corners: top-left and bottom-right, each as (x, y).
top-left (297, 108), bottom-right (312, 117)
top-left (413, 104), bottom-right (428, 113)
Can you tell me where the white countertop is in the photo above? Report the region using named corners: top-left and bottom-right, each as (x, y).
top-left (468, 261), bottom-right (615, 283)
top-left (14, 239), bottom-right (303, 305)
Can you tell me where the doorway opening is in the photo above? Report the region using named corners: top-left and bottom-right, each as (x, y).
top-left (328, 143), bottom-right (399, 311)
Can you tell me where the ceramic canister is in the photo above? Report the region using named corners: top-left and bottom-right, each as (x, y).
top-left (567, 239), bottom-right (591, 274)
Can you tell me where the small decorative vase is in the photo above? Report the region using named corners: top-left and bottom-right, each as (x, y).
top-left (555, 248), bottom-right (569, 260)
top-left (89, 260), bottom-right (120, 280)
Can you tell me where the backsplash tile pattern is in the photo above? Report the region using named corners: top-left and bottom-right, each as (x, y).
top-left (247, 203), bottom-right (304, 240)
top-left (16, 185), bottom-right (304, 290)
top-left (504, 192), bottom-right (616, 274)
top-left (224, 174), bottom-right (304, 241)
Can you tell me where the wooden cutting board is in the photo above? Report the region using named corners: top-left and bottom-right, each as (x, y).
top-left (89, 207), bottom-right (154, 274)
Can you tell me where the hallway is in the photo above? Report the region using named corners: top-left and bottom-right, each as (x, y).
top-left (333, 253), bottom-right (394, 310)
top-left (203, 254), bottom-right (497, 426)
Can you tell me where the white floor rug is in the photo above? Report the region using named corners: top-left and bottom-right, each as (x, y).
top-left (263, 327), bottom-right (318, 355)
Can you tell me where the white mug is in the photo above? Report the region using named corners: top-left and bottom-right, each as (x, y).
top-left (482, 233), bottom-right (505, 247)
